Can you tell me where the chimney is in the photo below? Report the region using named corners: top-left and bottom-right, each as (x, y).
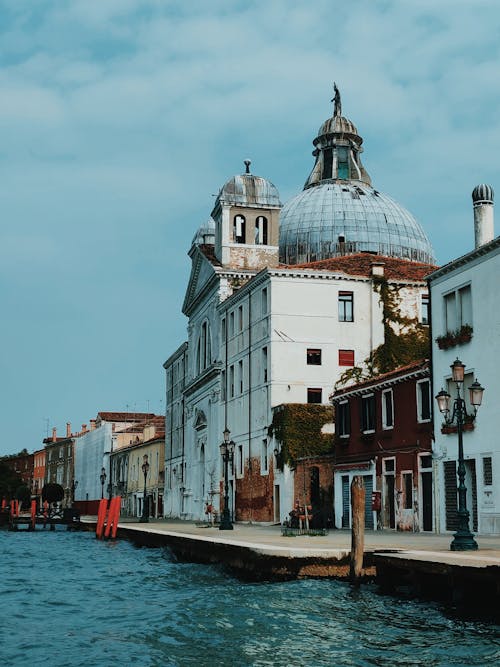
top-left (66, 422), bottom-right (71, 438)
top-left (90, 419), bottom-right (96, 431)
top-left (81, 424), bottom-right (87, 433)
top-left (472, 184), bottom-right (494, 248)
top-left (371, 261), bottom-right (385, 277)
top-left (52, 427), bottom-right (57, 442)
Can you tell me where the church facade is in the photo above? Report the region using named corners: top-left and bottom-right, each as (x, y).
top-left (163, 91), bottom-right (435, 524)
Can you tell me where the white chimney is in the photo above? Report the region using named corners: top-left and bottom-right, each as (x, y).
top-left (472, 184), bottom-right (494, 248)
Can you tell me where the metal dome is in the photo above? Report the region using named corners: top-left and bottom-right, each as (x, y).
top-left (217, 173), bottom-right (281, 208)
top-left (472, 184), bottom-right (494, 204)
top-left (279, 182), bottom-right (436, 265)
top-left (192, 218), bottom-right (215, 246)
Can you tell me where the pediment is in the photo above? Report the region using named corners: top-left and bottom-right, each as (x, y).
top-left (182, 245), bottom-right (218, 316)
top-left (193, 409), bottom-right (207, 431)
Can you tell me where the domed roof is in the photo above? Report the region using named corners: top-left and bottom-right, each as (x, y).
top-left (217, 161), bottom-right (281, 208)
top-left (280, 183), bottom-right (435, 265)
top-left (472, 184), bottom-right (494, 204)
top-left (279, 86), bottom-right (435, 265)
top-left (192, 218), bottom-right (215, 246)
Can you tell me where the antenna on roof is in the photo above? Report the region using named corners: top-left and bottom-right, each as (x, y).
top-left (244, 159), bottom-right (251, 174)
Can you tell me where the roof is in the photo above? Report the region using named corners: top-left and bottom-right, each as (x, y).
top-left (332, 359), bottom-right (429, 399)
top-left (285, 253), bottom-right (437, 281)
top-left (426, 235), bottom-right (500, 282)
top-left (97, 412), bottom-right (156, 422)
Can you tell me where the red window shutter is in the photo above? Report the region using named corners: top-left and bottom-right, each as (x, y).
top-left (339, 349), bottom-right (354, 366)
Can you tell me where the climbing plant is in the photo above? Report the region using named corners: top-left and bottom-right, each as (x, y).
top-left (335, 276), bottom-right (430, 389)
top-left (268, 404), bottom-right (334, 468)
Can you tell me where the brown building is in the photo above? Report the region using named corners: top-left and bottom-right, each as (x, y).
top-left (332, 359), bottom-right (433, 531)
top-left (44, 424), bottom-right (77, 508)
top-left (32, 448), bottom-right (46, 500)
top-left (2, 449), bottom-right (34, 490)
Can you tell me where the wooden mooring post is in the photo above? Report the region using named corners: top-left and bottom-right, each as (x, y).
top-left (350, 475), bottom-right (365, 585)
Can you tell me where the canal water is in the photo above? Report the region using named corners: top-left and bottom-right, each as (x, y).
top-left (1, 530), bottom-right (499, 666)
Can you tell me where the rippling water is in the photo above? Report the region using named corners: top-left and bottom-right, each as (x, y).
top-left (1, 530), bottom-right (499, 666)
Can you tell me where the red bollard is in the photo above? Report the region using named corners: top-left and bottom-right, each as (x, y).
top-left (104, 497), bottom-right (119, 538)
top-left (96, 498), bottom-right (108, 539)
top-left (31, 500), bottom-right (37, 530)
top-left (111, 497), bottom-right (121, 538)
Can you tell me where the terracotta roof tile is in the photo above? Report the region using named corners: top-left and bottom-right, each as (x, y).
top-left (282, 254), bottom-right (438, 281)
top-left (333, 359), bottom-right (429, 397)
top-left (97, 412), bottom-right (156, 422)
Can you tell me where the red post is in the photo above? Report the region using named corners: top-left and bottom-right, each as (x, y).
top-left (1, 498), bottom-right (6, 510)
top-left (111, 497), bottom-right (121, 539)
top-left (31, 500), bottom-right (37, 530)
top-left (96, 498), bottom-right (108, 539)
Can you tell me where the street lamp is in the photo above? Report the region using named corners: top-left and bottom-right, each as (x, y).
top-left (436, 357), bottom-right (485, 551)
top-left (219, 427), bottom-right (235, 530)
top-left (140, 454), bottom-right (150, 523)
top-left (72, 480), bottom-right (78, 506)
top-left (99, 468), bottom-right (106, 500)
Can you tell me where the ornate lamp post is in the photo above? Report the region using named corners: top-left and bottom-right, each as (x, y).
top-left (219, 427), bottom-right (235, 531)
top-left (99, 468), bottom-right (106, 500)
top-left (140, 454), bottom-right (150, 523)
top-left (435, 358), bottom-right (485, 551)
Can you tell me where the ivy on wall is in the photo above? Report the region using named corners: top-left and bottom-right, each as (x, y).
top-left (335, 276), bottom-right (430, 389)
top-left (268, 404), bottom-right (334, 468)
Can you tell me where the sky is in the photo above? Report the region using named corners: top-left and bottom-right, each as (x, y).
top-left (1, 0), bottom-right (500, 456)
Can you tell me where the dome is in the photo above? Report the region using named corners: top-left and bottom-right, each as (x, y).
top-left (472, 184), bottom-right (494, 204)
top-left (279, 86), bottom-right (435, 265)
top-left (280, 183), bottom-right (435, 265)
top-left (217, 162), bottom-right (281, 208)
top-left (192, 218), bottom-right (215, 246)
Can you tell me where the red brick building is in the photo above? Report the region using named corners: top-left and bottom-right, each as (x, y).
top-left (332, 359), bottom-right (433, 531)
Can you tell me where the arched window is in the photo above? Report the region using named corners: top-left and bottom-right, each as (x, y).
top-left (255, 216), bottom-right (268, 245)
top-left (233, 215), bottom-right (246, 244)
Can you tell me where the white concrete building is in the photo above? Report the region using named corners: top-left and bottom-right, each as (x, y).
top-left (164, 91), bottom-right (435, 524)
top-left (429, 184), bottom-right (500, 535)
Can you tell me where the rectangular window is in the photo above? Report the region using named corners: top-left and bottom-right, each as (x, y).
top-left (261, 287), bottom-right (268, 315)
top-left (307, 348), bottom-right (322, 365)
top-left (238, 305), bottom-right (243, 331)
top-left (221, 317), bottom-right (226, 343)
top-left (261, 439), bottom-right (268, 473)
top-left (337, 401), bottom-right (350, 437)
top-left (384, 458), bottom-right (395, 473)
top-left (459, 285), bottom-right (472, 326)
top-left (421, 293), bottom-right (429, 325)
top-left (483, 456), bottom-right (493, 486)
top-left (338, 291), bottom-right (354, 322)
top-left (417, 379), bottom-right (431, 422)
top-left (229, 365), bottom-right (235, 398)
top-left (382, 389), bottom-right (394, 429)
top-left (238, 444), bottom-right (243, 476)
top-left (337, 147), bottom-right (349, 179)
top-left (420, 454), bottom-right (432, 469)
top-left (402, 472), bottom-right (413, 509)
top-left (444, 284), bottom-right (472, 332)
top-left (238, 359), bottom-right (243, 394)
top-left (262, 347), bottom-right (268, 383)
top-left (339, 349), bottom-right (354, 367)
top-left (361, 395), bottom-right (375, 432)
top-left (229, 311), bottom-right (235, 337)
top-left (221, 370), bottom-right (226, 401)
top-left (307, 388), bottom-right (322, 404)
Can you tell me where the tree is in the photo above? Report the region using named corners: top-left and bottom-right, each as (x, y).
top-left (42, 483), bottom-right (64, 504)
top-left (0, 461), bottom-right (23, 500)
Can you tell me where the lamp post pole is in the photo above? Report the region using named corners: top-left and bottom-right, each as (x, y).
top-left (219, 428), bottom-right (234, 531)
top-left (140, 454), bottom-right (150, 523)
top-left (436, 358), bottom-right (484, 551)
top-left (99, 468), bottom-right (106, 500)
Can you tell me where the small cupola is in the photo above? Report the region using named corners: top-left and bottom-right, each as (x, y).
top-left (211, 161), bottom-right (282, 270)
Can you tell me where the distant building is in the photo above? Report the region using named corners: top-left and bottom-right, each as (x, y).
top-left (43, 424), bottom-right (76, 508)
top-left (32, 448), bottom-right (46, 501)
top-left (428, 185), bottom-right (500, 535)
top-left (164, 90), bottom-right (435, 524)
top-left (1, 449), bottom-right (34, 494)
top-left (332, 360), bottom-right (433, 531)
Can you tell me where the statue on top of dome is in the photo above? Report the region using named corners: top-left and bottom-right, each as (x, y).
top-left (332, 82), bottom-right (342, 118)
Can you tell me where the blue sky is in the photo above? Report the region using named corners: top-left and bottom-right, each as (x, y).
top-left (1, 0), bottom-right (500, 455)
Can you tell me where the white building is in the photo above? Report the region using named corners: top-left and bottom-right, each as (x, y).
top-left (429, 184), bottom-right (500, 535)
top-left (164, 91), bottom-right (435, 524)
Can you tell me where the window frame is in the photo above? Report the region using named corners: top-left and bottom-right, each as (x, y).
top-left (416, 379), bottom-right (431, 423)
top-left (337, 400), bottom-right (350, 438)
top-left (306, 348), bottom-right (322, 366)
top-left (338, 291), bottom-right (354, 323)
top-left (307, 387), bottom-right (322, 404)
top-left (361, 394), bottom-right (375, 433)
top-left (421, 293), bottom-right (429, 325)
top-left (381, 388), bottom-right (394, 430)
top-left (338, 349), bottom-right (355, 367)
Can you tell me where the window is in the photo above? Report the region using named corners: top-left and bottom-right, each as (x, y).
top-left (417, 379), bottom-right (431, 422)
top-left (255, 216), bottom-right (268, 245)
top-left (221, 317), bottom-right (226, 343)
top-left (339, 349), bottom-right (354, 367)
top-left (261, 439), bottom-right (268, 473)
top-left (361, 395), bottom-right (375, 432)
top-left (384, 458), bottom-right (395, 473)
top-left (238, 444), bottom-right (243, 476)
top-left (261, 287), bottom-right (268, 315)
top-left (229, 365), bottom-right (235, 398)
top-left (233, 215), bottom-right (246, 244)
top-left (197, 321), bottom-right (211, 373)
top-left (337, 401), bottom-right (350, 437)
top-left (238, 359), bottom-right (243, 394)
top-left (402, 472), bottom-right (413, 509)
top-left (381, 389), bottom-right (394, 429)
top-left (420, 454), bottom-right (432, 470)
top-left (238, 305), bottom-right (243, 332)
top-left (337, 146), bottom-right (349, 179)
top-left (307, 348), bottom-right (322, 365)
top-left (483, 457), bottom-right (493, 486)
top-left (229, 311), bottom-right (235, 337)
top-left (262, 347), bottom-right (268, 383)
top-left (444, 284), bottom-right (472, 332)
top-left (307, 388), bottom-right (322, 404)
top-left (421, 293), bottom-right (429, 325)
top-left (221, 370), bottom-right (226, 401)
top-left (338, 291), bottom-right (354, 322)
